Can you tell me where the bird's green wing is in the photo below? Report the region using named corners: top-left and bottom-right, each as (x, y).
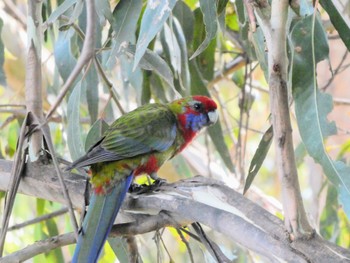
top-left (70, 104), bottom-right (177, 168)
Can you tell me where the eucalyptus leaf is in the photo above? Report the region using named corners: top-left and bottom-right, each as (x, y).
top-left (84, 64), bottom-right (99, 124)
top-left (244, 125), bottom-right (273, 194)
top-left (173, 1), bottom-right (194, 44)
top-left (172, 17), bottom-right (191, 92)
top-left (291, 15), bottom-right (350, 217)
top-left (54, 30), bottom-right (77, 82)
top-left (85, 119), bottom-right (109, 151)
top-left (134, 0), bottom-right (177, 69)
top-left (95, 0), bottom-right (113, 25)
top-left (161, 23), bottom-right (182, 76)
top-left (46, 0), bottom-right (77, 25)
top-left (106, 0), bottom-right (142, 69)
top-left (125, 45), bottom-right (175, 89)
top-left (108, 237), bottom-right (129, 263)
top-left (67, 81), bottom-right (85, 160)
top-left (190, 0), bottom-right (218, 59)
top-left (217, 0), bottom-right (229, 15)
top-left (320, 0), bottom-right (350, 51)
top-left (192, 8), bottom-right (216, 80)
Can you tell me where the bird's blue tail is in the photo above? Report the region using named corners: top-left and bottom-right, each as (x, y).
top-left (72, 175), bottom-right (133, 263)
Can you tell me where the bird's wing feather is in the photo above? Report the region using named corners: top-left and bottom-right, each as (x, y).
top-left (69, 104), bottom-right (177, 169)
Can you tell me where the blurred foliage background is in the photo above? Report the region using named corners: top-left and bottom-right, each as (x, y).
top-left (0, 0), bottom-right (349, 262)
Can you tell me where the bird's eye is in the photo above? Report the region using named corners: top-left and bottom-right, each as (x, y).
top-left (193, 103), bottom-right (202, 111)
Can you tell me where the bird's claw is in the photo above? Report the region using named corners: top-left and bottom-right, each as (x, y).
top-left (128, 183), bottom-right (146, 193)
top-left (153, 178), bottom-right (167, 187)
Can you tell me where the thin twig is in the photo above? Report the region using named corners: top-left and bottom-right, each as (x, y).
top-left (38, 119), bottom-right (79, 238)
top-left (208, 55), bottom-right (246, 89)
top-left (321, 50), bottom-right (348, 91)
top-left (176, 228), bottom-right (195, 263)
top-left (45, 0), bottom-right (96, 122)
top-left (8, 208), bottom-right (68, 231)
top-left (0, 114), bottom-right (30, 256)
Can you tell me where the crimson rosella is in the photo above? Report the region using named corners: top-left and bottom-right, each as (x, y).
top-left (69, 95), bottom-right (218, 263)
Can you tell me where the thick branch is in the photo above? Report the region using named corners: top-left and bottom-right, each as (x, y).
top-left (0, 159), bottom-right (349, 262)
top-left (254, 0), bottom-right (314, 237)
top-left (25, 0), bottom-right (44, 158)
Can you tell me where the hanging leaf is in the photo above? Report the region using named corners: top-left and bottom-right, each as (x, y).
top-left (84, 64), bottom-right (99, 124)
top-left (217, 0), bottom-right (229, 15)
top-left (161, 23), bottom-right (182, 77)
top-left (320, 0), bottom-right (350, 51)
top-left (124, 44), bottom-right (175, 89)
top-left (244, 125), bottom-right (273, 194)
top-left (172, 17), bottom-right (191, 92)
top-left (108, 237), bottom-right (129, 263)
top-left (85, 119), bottom-right (109, 152)
top-left (173, 1), bottom-right (194, 44)
top-left (54, 30), bottom-right (77, 82)
top-left (192, 8), bottom-right (216, 80)
top-left (190, 0), bottom-right (218, 59)
top-left (67, 81), bottom-right (85, 160)
top-left (106, 0), bottom-right (142, 69)
top-left (95, 0), bottom-right (113, 25)
top-left (291, 14), bottom-right (350, 218)
top-left (134, 0), bottom-right (177, 69)
top-left (46, 0), bottom-right (77, 25)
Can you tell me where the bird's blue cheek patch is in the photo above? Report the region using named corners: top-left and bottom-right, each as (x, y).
top-left (185, 114), bottom-right (207, 131)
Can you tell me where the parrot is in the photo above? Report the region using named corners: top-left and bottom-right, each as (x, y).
top-left (68, 95), bottom-right (218, 263)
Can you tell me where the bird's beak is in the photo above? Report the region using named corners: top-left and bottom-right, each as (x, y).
top-left (207, 110), bottom-right (218, 125)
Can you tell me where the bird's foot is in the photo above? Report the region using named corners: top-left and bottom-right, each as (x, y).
top-left (150, 172), bottom-right (167, 186)
top-left (128, 183), bottom-right (146, 193)
top-left (153, 178), bottom-right (167, 187)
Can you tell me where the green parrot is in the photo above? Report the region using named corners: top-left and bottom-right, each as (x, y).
top-left (69, 95), bottom-right (218, 263)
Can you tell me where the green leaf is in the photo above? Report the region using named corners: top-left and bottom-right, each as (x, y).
top-left (85, 119), bottom-right (109, 151)
top-left (291, 15), bottom-right (350, 218)
top-left (320, 184), bottom-right (339, 240)
top-left (134, 0), bottom-right (177, 69)
top-left (84, 64), bottom-right (99, 124)
top-left (106, 0), bottom-right (142, 69)
top-left (190, 0), bottom-right (218, 59)
top-left (192, 8), bottom-right (216, 80)
top-left (173, 1), bottom-right (194, 44)
top-left (95, 0), bottom-right (113, 25)
top-left (108, 237), bottom-right (129, 263)
top-left (54, 30), bottom-right (77, 82)
top-left (340, 185), bottom-right (350, 218)
top-left (172, 17), bottom-right (191, 92)
top-left (320, 0), bottom-right (350, 51)
top-left (67, 81), bottom-right (85, 160)
top-left (46, 0), bottom-right (77, 25)
top-left (160, 23), bottom-right (181, 76)
top-left (125, 44), bottom-right (175, 89)
top-left (190, 61), bottom-right (235, 172)
top-left (244, 125), bottom-right (273, 194)
top-left (217, 0), bottom-right (229, 15)
top-left (0, 19), bottom-right (6, 85)
top-left (251, 27), bottom-right (268, 79)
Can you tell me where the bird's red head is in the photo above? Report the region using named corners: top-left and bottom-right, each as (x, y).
top-left (168, 95), bottom-right (218, 139)
top-left (192, 95), bottom-right (217, 113)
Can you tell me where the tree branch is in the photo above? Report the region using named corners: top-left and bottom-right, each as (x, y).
top-left (45, 0), bottom-right (96, 122)
top-left (253, 0), bottom-right (314, 238)
top-left (0, 159), bottom-right (349, 262)
top-left (25, 0), bottom-right (44, 158)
